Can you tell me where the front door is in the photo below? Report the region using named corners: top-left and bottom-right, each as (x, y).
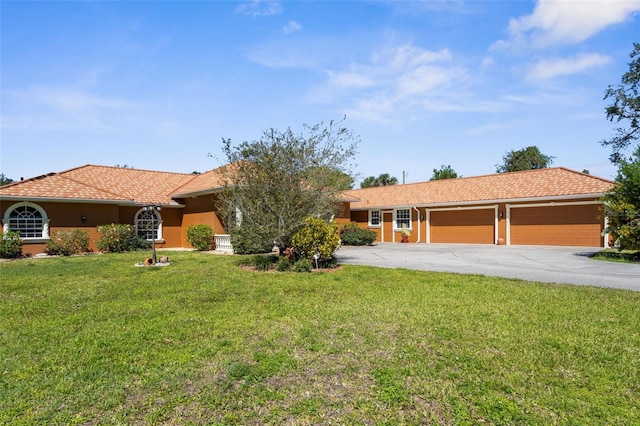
top-left (382, 211), bottom-right (393, 242)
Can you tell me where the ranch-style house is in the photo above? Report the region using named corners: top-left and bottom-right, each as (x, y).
top-left (0, 164), bottom-right (613, 256)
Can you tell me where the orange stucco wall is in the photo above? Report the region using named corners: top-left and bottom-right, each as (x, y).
top-left (179, 195), bottom-right (226, 248)
top-left (1, 201), bottom-right (188, 256)
top-left (1, 201), bottom-right (121, 256)
top-left (333, 201), bottom-right (352, 225)
top-left (118, 205), bottom-right (184, 249)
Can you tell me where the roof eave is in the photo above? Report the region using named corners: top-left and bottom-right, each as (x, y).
top-left (0, 195), bottom-right (132, 205)
top-left (0, 195), bottom-right (185, 208)
top-left (171, 187), bottom-right (225, 199)
top-left (350, 193), bottom-right (607, 210)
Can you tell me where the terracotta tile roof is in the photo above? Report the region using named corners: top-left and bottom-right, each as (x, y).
top-left (0, 172), bottom-right (126, 201)
top-left (0, 165), bottom-right (196, 205)
top-left (345, 168), bottom-right (614, 209)
top-left (170, 165), bottom-right (227, 197)
top-left (0, 165), bottom-right (613, 209)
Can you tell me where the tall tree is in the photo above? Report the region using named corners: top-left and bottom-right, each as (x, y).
top-left (360, 173), bottom-right (398, 188)
top-left (218, 119), bottom-right (359, 252)
top-left (360, 176), bottom-right (378, 188)
top-left (496, 146), bottom-right (554, 173)
top-left (0, 173), bottom-right (14, 186)
top-left (600, 44), bottom-right (640, 250)
top-left (430, 164), bottom-right (459, 180)
top-left (308, 167), bottom-right (354, 190)
top-left (376, 173), bottom-right (398, 186)
top-left (601, 43), bottom-right (640, 164)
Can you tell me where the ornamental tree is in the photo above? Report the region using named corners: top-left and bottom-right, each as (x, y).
top-left (218, 119), bottom-right (358, 253)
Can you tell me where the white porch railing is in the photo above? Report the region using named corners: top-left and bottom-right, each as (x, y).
top-left (214, 234), bottom-right (233, 252)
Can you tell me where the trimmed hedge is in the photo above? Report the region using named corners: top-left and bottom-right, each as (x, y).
top-left (186, 224), bottom-right (215, 251)
top-left (340, 222), bottom-right (377, 246)
top-left (592, 249), bottom-right (640, 262)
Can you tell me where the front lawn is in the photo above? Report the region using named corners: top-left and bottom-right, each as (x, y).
top-left (1, 252), bottom-right (639, 424)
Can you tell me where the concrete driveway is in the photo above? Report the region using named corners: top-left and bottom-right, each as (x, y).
top-left (335, 243), bottom-right (640, 291)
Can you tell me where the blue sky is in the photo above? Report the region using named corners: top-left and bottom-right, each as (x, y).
top-left (2, 1), bottom-right (639, 185)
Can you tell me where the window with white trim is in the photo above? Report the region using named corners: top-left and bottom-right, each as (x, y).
top-left (395, 208), bottom-right (411, 229)
top-left (3, 202), bottom-right (49, 240)
top-left (369, 210), bottom-right (381, 227)
top-left (135, 208), bottom-right (163, 241)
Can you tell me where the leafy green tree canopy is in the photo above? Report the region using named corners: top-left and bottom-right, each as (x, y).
top-left (309, 167), bottom-right (354, 190)
top-left (430, 164), bottom-right (459, 180)
top-left (601, 43), bottom-right (640, 164)
top-left (219, 119), bottom-right (359, 251)
top-left (360, 173), bottom-right (398, 188)
top-left (496, 146), bottom-right (554, 173)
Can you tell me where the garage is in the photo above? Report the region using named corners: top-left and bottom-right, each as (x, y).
top-left (430, 208), bottom-right (495, 244)
top-left (509, 203), bottom-right (603, 247)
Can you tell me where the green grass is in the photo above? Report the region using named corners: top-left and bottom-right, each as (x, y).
top-left (1, 252), bottom-right (639, 425)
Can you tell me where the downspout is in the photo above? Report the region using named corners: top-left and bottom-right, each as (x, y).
top-left (413, 206), bottom-right (421, 243)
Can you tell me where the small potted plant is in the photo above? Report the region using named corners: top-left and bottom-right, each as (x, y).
top-left (400, 224), bottom-right (411, 243)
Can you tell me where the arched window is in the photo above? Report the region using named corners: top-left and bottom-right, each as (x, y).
top-left (135, 207), bottom-right (163, 241)
top-left (3, 202), bottom-right (50, 240)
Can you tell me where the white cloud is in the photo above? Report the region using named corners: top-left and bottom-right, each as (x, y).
top-left (526, 52), bottom-right (612, 80)
top-left (328, 71), bottom-right (375, 89)
top-left (330, 45), bottom-right (456, 92)
top-left (246, 37), bottom-right (333, 69)
top-left (313, 44), bottom-right (475, 122)
top-left (8, 86), bottom-right (138, 111)
top-left (481, 56), bottom-right (495, 68)
top-left (283, 20), bottom-right (301, 34)
top-left (499, 0), bottom-right (640, 48)
top-left (387, 45), bottom-right (452, 69)
top-left (235, 1), bottom-right (282, 17)
top-left (1, 86), bottom-right (142, 131)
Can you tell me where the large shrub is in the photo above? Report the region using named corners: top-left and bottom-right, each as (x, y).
top-left (186, 224), bottom-right (215, 251)
top-left (291, 217), bottom-right (340, 267)
top-left (340, 222), bottom-right (377, 246)
top-left (231, 225), bottom-right (274, 255)
top-left (0, 231), bottom-right (22, 259)
top-left (46, 229), bottom-right (90, 256)
top-left (96, 224), bottom-right (149, 253)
